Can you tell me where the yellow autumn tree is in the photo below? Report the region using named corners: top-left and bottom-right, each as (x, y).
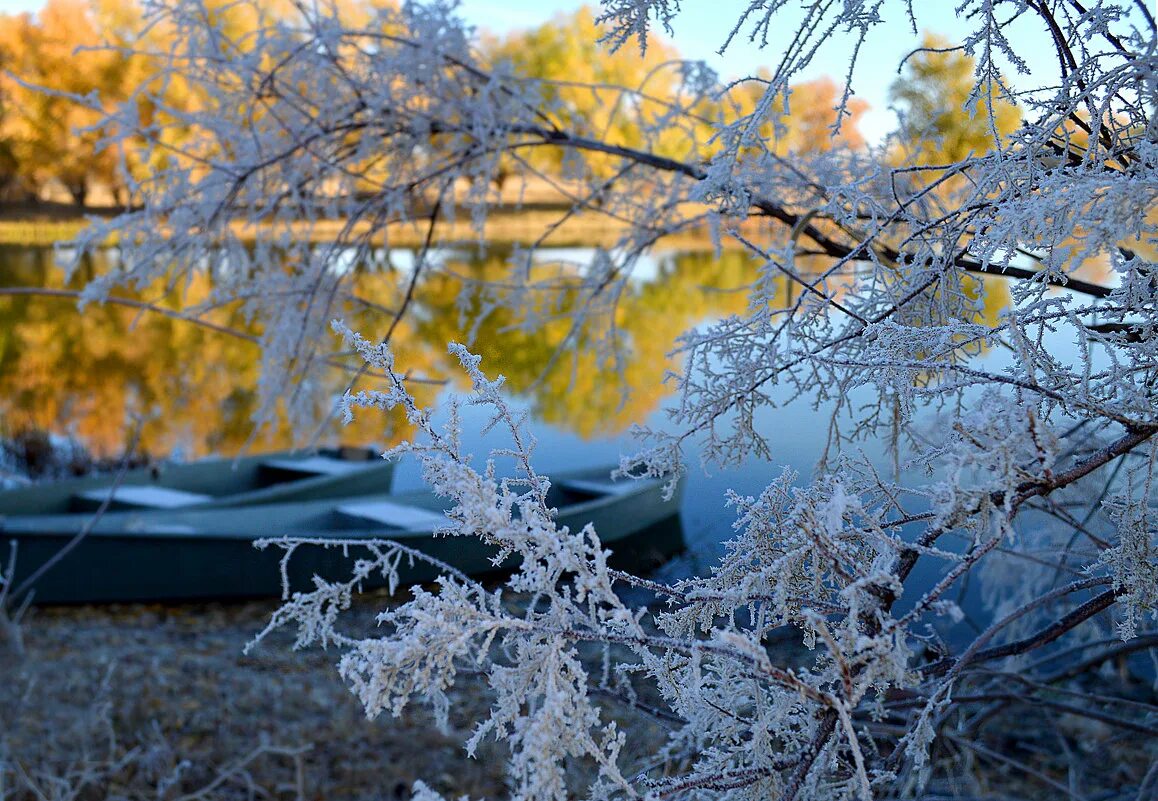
top-left (889, 34), bottom-right (1021, 168)
top-left (0, 0), bottom-right (395, 208)
top-left (483, 6), bottom-right (707, 182)
top-left (0, 0), bottom-right (149, 207)
top-left (884, 35), bottom-right (1022, 335)
top-left (721, 73), bottom-right (870, 156)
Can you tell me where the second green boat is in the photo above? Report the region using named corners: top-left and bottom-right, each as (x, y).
top-left (1, 466), bottom-right (684, 604)
top-left (0, 446), bottom-right (395, 514)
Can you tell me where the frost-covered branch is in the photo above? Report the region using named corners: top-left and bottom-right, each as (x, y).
top-left (61, 0), bottom-right (1158, 798)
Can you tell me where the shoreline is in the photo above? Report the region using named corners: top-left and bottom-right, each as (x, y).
top-left (0, 202), bottom-right (764, 249)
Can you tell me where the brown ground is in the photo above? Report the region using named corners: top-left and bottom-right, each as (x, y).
top-left (3, 589), bottom-right (1154, 800)
top-left (0, 585), bottom-right (682, 801)
top-left (1, 593), bottom-right (511, 801)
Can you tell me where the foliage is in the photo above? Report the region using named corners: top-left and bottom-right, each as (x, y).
top-left (889, 34), bottom-right (1022, 167)
top-left (0, 0), bottom-right (146, 206)
top-left (41, 0), bottom-right (1158, 799)
top-left (482, 6), bottom-right (700, 181)
top-left (724, 74), bottom-right (869, 157)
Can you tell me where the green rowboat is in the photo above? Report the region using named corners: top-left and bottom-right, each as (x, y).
top-left (0, 447), bottom-right (395, 514)
top-left (0, 467), bottom-right (683, 604)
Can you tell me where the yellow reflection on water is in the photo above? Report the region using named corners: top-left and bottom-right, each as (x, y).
top-left (0, 242), bottom-right (1018, 459)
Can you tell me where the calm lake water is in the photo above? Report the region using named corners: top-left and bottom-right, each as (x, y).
top-left (0, 240), bottom-right (1089, 622)
top-left (0, 244), bottom-right (769, 552)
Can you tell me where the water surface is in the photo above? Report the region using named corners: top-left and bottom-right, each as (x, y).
top-left (0, 239), bottom-right (1031, 600)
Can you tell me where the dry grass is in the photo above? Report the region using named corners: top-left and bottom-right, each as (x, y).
top-left (2, 589), bottom-right (1154, 800)
top-left (0, 589), bottom-right (679, 801)
top-left (0, 595), bottom-right (510, 801)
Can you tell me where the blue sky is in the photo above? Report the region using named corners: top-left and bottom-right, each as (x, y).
top-left (0, 0), bottom-right (1071, 142)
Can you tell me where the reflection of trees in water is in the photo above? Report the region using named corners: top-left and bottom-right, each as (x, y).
top-left (414, 248), bottom-right (762, 438)
top-left (0, 247), bottom-right (405, 458)
top-left (0, 243), bottom-right (1018, 455)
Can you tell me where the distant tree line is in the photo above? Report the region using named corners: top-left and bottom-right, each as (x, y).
top-left (0, 1), bottom-right (1002, 211)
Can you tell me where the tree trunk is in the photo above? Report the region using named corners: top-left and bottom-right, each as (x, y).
top-left (66, 179), bottom-right (88, 209)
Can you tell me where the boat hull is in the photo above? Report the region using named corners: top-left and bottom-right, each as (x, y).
top-left (0, 447), bottom-right (395, 515)
top-left (1, 469), bottom-right (684, 604)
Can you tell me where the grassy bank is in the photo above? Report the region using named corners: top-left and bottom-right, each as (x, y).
top-left (0, 205), bottom-right (760, 249)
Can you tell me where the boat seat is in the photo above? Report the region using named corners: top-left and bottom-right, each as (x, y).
top-left (260, 455), bottom-right (374, 478)
top-left (337, 500), bottom-right (449, 531)
top-left (75, 485), bottom-right (213, 510)
top-left (554, 478), bottom-right (635, 497)
top-left (126, 520), bottom-right (198, 535)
